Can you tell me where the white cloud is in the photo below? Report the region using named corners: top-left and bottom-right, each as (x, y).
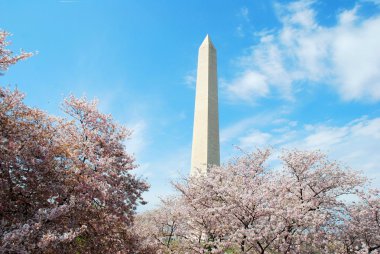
top-left (239, 130), bottom-right (272, 150)
top-left (290, 118), bottom-right (380, 185)
top-left (276, 0), bottom-right (317, 28)
top-left (226, 0), bottom-right (380, 102)
top-left (302, 126), bottom-right (349, 149)
top-left (235, 25), bottom-right (245, 38)
top-left (227, 71), bottom-right (269, 100)
top-left (133, 162), bottom-right (153, 178)
top-left (235, 7), bottom-right (250, 38)
top-left (138, 145), bottom-right (191, 211)
top-left (228, 116), bottom-right (380, 187)
top-left (124, 120), bottom-right (148, 158)
top-left (220, 110), bottom-right (291, 144)
top-left (332, 14), bottom-right (380, 101)
top-left (184, 70), bottom-right (197, 89)
top-left (239, 7), bottom-right (250, 22)
top-left (221, 118), bottom-right (253, 143)
top-left (361, 0), bottom-right (380, 6)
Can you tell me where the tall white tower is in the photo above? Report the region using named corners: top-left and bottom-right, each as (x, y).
top-left (190, 35), bottom-right (220, 176)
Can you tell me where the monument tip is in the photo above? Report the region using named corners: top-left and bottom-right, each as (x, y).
top-left (201, 34), bottom-right (215, 48)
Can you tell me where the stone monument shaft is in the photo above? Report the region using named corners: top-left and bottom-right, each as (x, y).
top-left (190, 35), bottom-right (220, 176)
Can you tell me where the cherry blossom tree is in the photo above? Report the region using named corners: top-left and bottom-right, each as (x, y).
top-left (0, 31), bottom-right (153, 253)
top-left (267, 150), bottom-right (366, 253)
top-left (0, 30), bottom-right (32, 73)
top-left (0, 88), bottom-right (152, 253)
top-left (139, 149), bottom-right (370, 254)
top-left (134, 197), bottom-right (189, 253)
top-left (340, 189), bottom-right (380, 253)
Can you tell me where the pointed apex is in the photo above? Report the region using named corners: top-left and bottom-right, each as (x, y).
top-left (201, 34), bottom-right (215, 49)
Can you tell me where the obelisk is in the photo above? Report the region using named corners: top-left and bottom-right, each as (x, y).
top-left (190, 35), bottom-right (220, 176)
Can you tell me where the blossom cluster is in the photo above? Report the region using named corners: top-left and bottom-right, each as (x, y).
top-left (137, 149), bottom-right (379, 254)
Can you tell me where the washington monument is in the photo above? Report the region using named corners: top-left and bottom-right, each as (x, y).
top-left (190, 35), bottom-right (220, 176)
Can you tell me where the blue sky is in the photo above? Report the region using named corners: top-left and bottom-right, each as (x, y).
top-left (1, 0), bottom-right (380, 210)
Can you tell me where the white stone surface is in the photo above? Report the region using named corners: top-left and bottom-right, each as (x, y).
top-left (190, 35), bottom-right (220, 176)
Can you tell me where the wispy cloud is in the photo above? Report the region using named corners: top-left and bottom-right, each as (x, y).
top-left (227, 71), bottom-right (269, 101)
top-left (220, 107), bottom-right (294, 145)
top-left (183, 70), bottom-right (197, 89)
top-left (235, 7), bottom-right (251, 38)
top-left (239, 130), bottom-right (272, 149)
top-left (124, 120), bottom-right (149, 158)
top-left (361, 0), bottom-right (380, 6)
top-left (226, 0), bottom-right (380, 102)
top-left (235, 25), bottom-right (245, 38)
top-left (227, 116), bottom-right (380, 186)
top-left (138, 145), bottom-right (191, 211)
top-left (239, 7), bottom-right (250, 22)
